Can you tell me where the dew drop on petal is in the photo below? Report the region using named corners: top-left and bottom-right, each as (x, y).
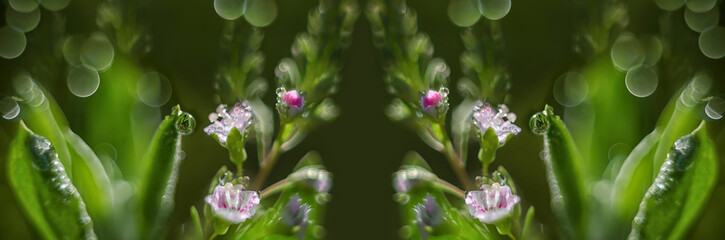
top-left (479, 0), bottom-right (512, 20)
top-left (214, 0), bottom-right (247, 20)
top-left (705, 97), bottom-right (725, 120)
top-left (8, 0), bottom-right (39, 13)
top-left (67, 65), bottom-right (100, 98)
top-left (40, 0), bottom-right (71, 11)
top-left (137, 72), bottom-right (172, 107)
top-left (244, 0), bottom-right (277, 27)
top-left (611, 33), bottom-right (646, 71)
top-left (0, 97), bottom-right (21, 120)
top-left (62, 35), bottom-right (85, 66)
top-left (654, 0), bottom-right (685, 11)
top-left (625, 66), bottom-right (658, 98)
top-left (79, 32), bottom-right (115, 71)
top-left (684, 7), bottom-right (719, 33)
top-left (685, 0), bottom-right (717, 13)
top-left (0, 26), bottom-right (27, 59)
top-left (553, 72), bottom-right (588, 107)
top-left (448, 0), bottom-right (481, 27)
top-left (699, 26), bottom-right (725, 59)
top-left (6, 7), bottom-right (41, 33)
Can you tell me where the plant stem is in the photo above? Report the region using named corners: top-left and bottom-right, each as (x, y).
top-left (432, 177), bottom-right (466, 198)
top-left (443, 140), bottom-right (474, 190)
top-left (260, 177), bottom-right (291, 198)
top-left (251, 141), bottom-right (282, 189)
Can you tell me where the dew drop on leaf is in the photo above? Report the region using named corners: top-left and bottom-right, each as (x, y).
top-left (699, 26), bottom-right (725, 59)
top-left (67, 65), bottom-right (100, 98)
top-left (684, 7), bottom-right (719, 33)
top-left (0, 26), bottom-right (27, 59)
top-left (448, 0), bottom-right (481, 27)
top-left (611, 33), bottom-right (645, 71)
top-left (479, 0), bottom-right (512, 20)
top-left (79, 32), bottom-right (115, 71)
top-left (6, 7), bottom-right (41, 33)
top-left (553, 72), bottom-right (588, 107)
top-left (625, 66), bottom-right (658, 98)
top-left (214, 0), bottom-right (247, 20)
top-left (175, 112), bottom-right (196, 136)
top-left (529, 112), bottom-right (550, 136)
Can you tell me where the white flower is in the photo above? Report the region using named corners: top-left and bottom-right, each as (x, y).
top-left (465, 183), bottom-right (520, 223)
top-left (205, 183), bottom-right (260, 224)
top-left (472, 101), bottom-right (521, 144)
top-left (203, 102), bottom-right (253, 144)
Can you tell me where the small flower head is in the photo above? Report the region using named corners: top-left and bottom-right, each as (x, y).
top-left (465, 183), bottom-right (520, 223)
top-left (276, 87), bottom-right (305, 117)
top-left (419, 87), bottom-right (450, 118)
top-left (472, 101), bottom-right (521, 144)
top-left (205, 183), bottom-right (260, 224)
top-left (415, 195), bottom-right (443, 227)
top-left (282, 195), bottom-right (311, 227)
top-left (203, 102), bottom-right (253, 144)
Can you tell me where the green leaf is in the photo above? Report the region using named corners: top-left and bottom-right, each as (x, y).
top-left (529, 105), bottom-right (587, 237)
top-left (611, 130), bottom-right (658, 224)
top-left (190, 207), bottom-right (203, 240)
top-left (629, 122), bottom-right (718, 240)
top-left (522, 206), bottom-right (536, 239)
top-left (478, 127), bottom-right (499, 176)
top-left (249, 99), bottom-right (274, 163)
top-left (451, 98), bottom-right (477, 165)
top-left (65, 129), bottom-right (113, 221)
top-left (136, 105), bottom-right (193, 238)
top-left (6, 122), bottom-right (97, 240)
top-left (226, 127), bottom-right (248, 172)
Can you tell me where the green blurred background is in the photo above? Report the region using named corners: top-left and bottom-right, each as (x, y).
top-left (1, 0), bottom-right (724, 239)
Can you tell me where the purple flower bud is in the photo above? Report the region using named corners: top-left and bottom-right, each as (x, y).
top-left (205, 183), bottom-right (260, 224)
top-left (276, 87), bottom-right (305, 117)
top-left (472, 101), bottom-right (521, 144)
top-left (203, 102), bottom-right (253, 144)
top-left (419, 87), bottom-right (449, 117)
top-left (465, 183), bottom-right (520, 223)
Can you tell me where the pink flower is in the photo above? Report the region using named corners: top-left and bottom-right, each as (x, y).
top-left (465, 183), bottom-right (520, 223)
top-left (420, 87), bottom-right (449, 117)
top-left (203, 102), bottom-right (253, 144)
top-left (472, 101), bottom-right (521, 144)
top-left (276, 87), bottom-right (305, 117)
top-left (205, 183), bottom-right (260, 224)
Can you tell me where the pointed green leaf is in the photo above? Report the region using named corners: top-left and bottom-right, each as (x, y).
top-left (137, 105), bottom-right (194, 238)
top-left (629, 122), bottom-right (718, 240)
top-left (65, 129), bottom-right (113, 221)
top-left (611, 130), bottom-right (658, 223)
top-left (7, 123), bottom-right (97, 240)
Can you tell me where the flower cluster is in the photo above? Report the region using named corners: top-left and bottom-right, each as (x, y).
top-left (472, 101), bottom-right (521, 144)
top-left (205, 183), bottom-right (260, 224)
top-left (203, 102), bottom-right (253, 144)
top-left (465, 183), bottom-right (520, 223)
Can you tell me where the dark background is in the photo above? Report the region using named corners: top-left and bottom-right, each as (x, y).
top-left (1, 0), bottom-right (724, 239)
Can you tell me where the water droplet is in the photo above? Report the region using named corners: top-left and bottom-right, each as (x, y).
top-left (8, 0), bottom-right (39, 13)
top-left (0, 26), bottom-right (27, 59)
top-left (448, 0), bottom-right (481, 27)
top-left (315, 193), bottom-right (332, 204)
top-left (654, 0), bottom-right (685, 11)
top-left (684, 7), bottom-right (719, 33)
top-left (699, 26), bottom-right (725, 59)
top-left (705, 97), bottom-right (725, 120)
top-left (1, 97), bottom-right (21, 120)
top-left (642, 35), bottom-right (663, 66)
top-left (67, 65), bottom-right (100, 98)
top-left (175, 112), bottom-right (196, 136)
top-left (479, 0), bottom-right (512, 20)
top-left (214, 0), bottom-right (247, 20)
top-left (611, 33), bottom-right (646, 71)
top-left (553, 72), bottom-right (588, 107)
top-left (671, 135), bottom-right (696, 171)
top-left (244, 0), bottom-right (277, 27)
top-left (79, 32), bottom-right (115, 71)
top-left (393, 192), bottom-right (410, 204)
top-left (686, 0), bottom-right (717, 13)
top-left (137, 72), bottom-right (172, 107)
top-left (40, 0), bottom-right (71, 11)
top-left (62, 35), bottom-right (84, 66)
top-left (529, 112), bottom-right (550, 136)
top-left (6, 7), bottom-right (40, 33)
top-left (625, 66), bottom-right (658, 98)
